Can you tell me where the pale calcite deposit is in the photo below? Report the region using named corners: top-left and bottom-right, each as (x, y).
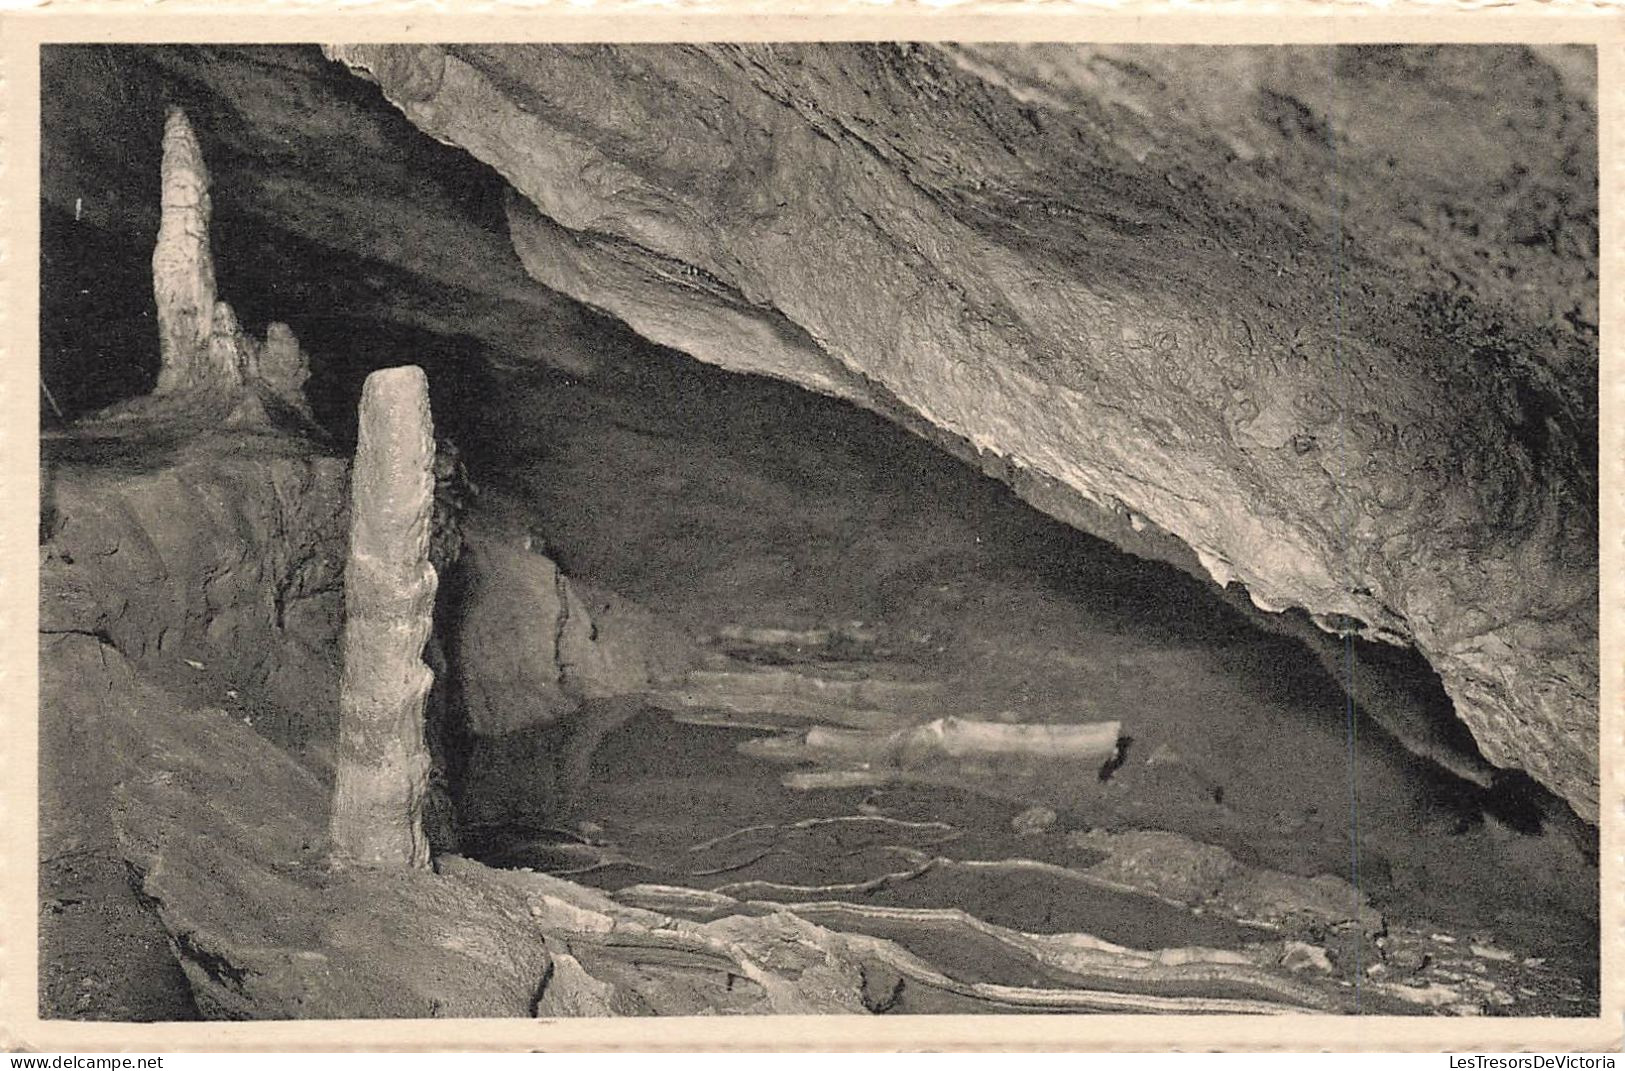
top-left (143, 107), bottom-right (316, 427)
top-left (329, 365), bottom-right (439, 870)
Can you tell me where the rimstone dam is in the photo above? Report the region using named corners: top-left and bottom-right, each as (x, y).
top-left (35, 44), bottom-right (1599, 1020)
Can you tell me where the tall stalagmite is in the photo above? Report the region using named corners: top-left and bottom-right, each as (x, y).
top-left (151, 106), bottom-right (236, 396)
top-left (329, 365), bottom-right (439, 869)
top-left (136, 105), bottom-right (315, 426)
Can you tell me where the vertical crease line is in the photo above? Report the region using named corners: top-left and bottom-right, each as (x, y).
top-left (1329, 45), bottom-right (1363, 1014)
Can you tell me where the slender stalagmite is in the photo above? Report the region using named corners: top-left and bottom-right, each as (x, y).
top-left (151, 107), bottom-right (236, 395)
top-left (329, 365), bottom-right (438, 869)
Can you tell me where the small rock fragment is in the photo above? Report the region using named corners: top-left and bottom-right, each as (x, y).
top-left (1387, 945), bottom-right (1429, 972)
top-left (1011, 805), bottom-right (1058, 837)
top-left (536, 952), bottom-right (627, 1017)
top-left (1384, 981), bottom-right (1461, 1007)
top-left (1280, 940), bottom-right (1334, 973)
top-left (1144, 743), bottom-right (1185, 767)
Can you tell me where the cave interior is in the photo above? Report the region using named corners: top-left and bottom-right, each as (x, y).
top-left (36, 43), bottom-right (1600, 1020)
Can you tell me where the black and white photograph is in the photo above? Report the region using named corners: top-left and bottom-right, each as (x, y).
top-left (8, 21), bottom-right (1613, 1049)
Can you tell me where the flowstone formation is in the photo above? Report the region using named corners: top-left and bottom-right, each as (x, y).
top-left (325, 43), bottom-right (1599, 820)
top-left (105, 106), bottom-right (315, 430)
top-left (330, 366), bottom-right (440, 870)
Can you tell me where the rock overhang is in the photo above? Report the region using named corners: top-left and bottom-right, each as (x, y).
top-left (319, 42), bottom-right (1598, 821)
top-left (36, 42), bottom-right (1599, 821)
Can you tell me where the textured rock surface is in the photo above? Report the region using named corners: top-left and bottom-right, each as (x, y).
top-left (454, 524), bottom-right (691, 739)
top-left (39, 634), bottom-right (205, 1021)
top-left (330, 366), bottom-right (439, 869)
top-left (328, 43), bottom-right (1598, 818)
top-left (98, 635), bottom-right (552, 1019)
top-left (39, 438), bottom-right (352, 1018)
top-left (449, 521), bottom-right (693, 833)
top-left (41, 442), bottom-right (349, 751)
top-left (457, 864), bottom-right (1355, 1015)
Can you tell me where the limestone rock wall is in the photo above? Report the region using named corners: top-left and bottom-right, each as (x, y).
top-left (452, 533), bottom-right (576, 738)
top-left (327, 43), bottom-right (1598, 819)
top-left (39, 450), bottom-right (348, 1017)
top-left (453, 523), bottom-right (692, 739)
top-left (41, 446), bottom-right (349, 761)
top-left (447, 521), bottom-right (692, 833)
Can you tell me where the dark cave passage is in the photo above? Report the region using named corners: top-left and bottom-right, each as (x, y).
top-left (34, 43), bottom-right (1600, 1022)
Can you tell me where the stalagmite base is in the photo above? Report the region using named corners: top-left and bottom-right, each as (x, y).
top-left (329, 365), bottom-right (439, 869)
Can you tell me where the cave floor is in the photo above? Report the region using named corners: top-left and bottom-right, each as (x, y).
top-left (484, 701), bottom-right (1595, 1015)
top-left (34, 348), bottom-right (1600, 1018)
top-left (464, 344), bottom-right (1599, 1016)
